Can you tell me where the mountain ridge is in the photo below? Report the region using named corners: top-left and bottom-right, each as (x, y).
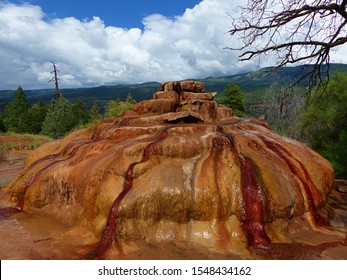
top-left (1, 63), bottom-right (347, 112)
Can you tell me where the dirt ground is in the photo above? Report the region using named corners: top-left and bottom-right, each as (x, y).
top-left (0, 139), bottom-right (347, 260)
top-left (0, 150), bottom-right (30, 188)
top-left (0, 134), bottom-right (50, 188)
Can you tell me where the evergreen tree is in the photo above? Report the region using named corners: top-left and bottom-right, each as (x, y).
top-left (4, 86), bottom-right (30, 133)
top-left (219, 83), bottom-right (246, 117)
top-left (125, 92), bottom-right (136, 104)
top-left (27, 102), bottom-right (48, 134)
top-left (41, 96), bottom-right (76, 138)
top-left (89, 102), bottom-right (101, 121)
top-left (72, 99), bottom-right (91, 125)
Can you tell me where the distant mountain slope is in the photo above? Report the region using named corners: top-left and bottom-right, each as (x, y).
top-left (1, 64), bottom-right (346, 112)
top-left (203, 63), bottom-right (347, 92)
top-left (0, 82), bottom-right (161, 111)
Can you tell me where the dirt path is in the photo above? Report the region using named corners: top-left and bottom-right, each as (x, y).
top-left (0, 151), bottom-right (30, 188)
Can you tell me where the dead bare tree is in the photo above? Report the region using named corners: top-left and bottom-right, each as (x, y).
top-left (263, 83), bottom-right (304, 139)
top-left (49, 62), bottom-right (61, 98)
top-left (228, 0), bottom-right (347, 90)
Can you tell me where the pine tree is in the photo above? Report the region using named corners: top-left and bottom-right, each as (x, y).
top-left (41, 96), bottom-right (76, 138)
top-left (27, 102), bottom-right (48, 134)
top-left (125, 92), bottom-right (136, 104)
top-left (219, 83), bottom-right (246, 117)
top-left (72, 99), bottom-right (91, 126)
top-left (4, 86), bottom-right (30, 133)
top-left (89, 102), bottom-right (101, 121)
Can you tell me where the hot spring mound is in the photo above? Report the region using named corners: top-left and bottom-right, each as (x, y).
top-left (2, 81), bottom-right (336, 257)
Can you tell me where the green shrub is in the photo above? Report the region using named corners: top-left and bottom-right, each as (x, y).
top-left (300, 71), bottom-right (347, 179)
top-left (104, 94), bottom-right (135, 118)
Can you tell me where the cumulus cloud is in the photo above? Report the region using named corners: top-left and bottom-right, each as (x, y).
top-left (1, 0), bottom-right (345, 90)
top-left (0, 0), bottom-right (254, 89)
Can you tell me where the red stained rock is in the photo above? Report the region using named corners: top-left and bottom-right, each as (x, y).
top-left (182, 91), bottom-right (217, 101)
top-left (158, 81), bottom-right (182, 92)
top-left (153, 90), bottom-right (179, 100)
top-left (180, 80), bottom-right (205, 93)
top-left (0, 80), bottom-right (338, 258)
top-left (132, 99), bottom-right (178, 115)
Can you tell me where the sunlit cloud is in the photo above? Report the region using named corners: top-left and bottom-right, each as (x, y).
top-left (1, 0), bottom-right (345, 90)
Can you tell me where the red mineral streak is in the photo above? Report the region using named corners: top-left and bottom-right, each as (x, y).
top-left (257, 135), bottom-right (328, 227)
top-left (211, 137), bottom-right (230, 247)
top-left (0, 206), bottom-right (21, 220)
top-left (0, 81), bottom-right (339, 259)
top-left (238, 157), bottom-right (270, 247)
top-left (216, 126), bottom-right (270, 247)
top-left (0, 139), bottom-right (93, 214)
top-left (251, 239), bottom-right (347, 259)
top-left (89, 128), bottom-right (169, 258)
top-left (17, 140), bottom-right (93, 210)
top-left (117, 116), bottom-right (140, 126)
top-left (26, 154), bottom-right (60, 171)
top-left (0, 153), bottom-right (59, 204)
top-left (0, 192), bottom-right (8, 199)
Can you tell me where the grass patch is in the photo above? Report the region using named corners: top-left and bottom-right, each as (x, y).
top-left (0, 139), bottom-right (9, 161)
top-left (0, 132), bottom-right (52, 152)
top-left (0, 131), bottom-right (51, 140)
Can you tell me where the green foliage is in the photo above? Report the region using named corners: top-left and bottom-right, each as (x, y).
top-left (0, 139), bottom-right (9, 161)
top-left (41, 96), bottom-right (76, 138)
top-left (218, 83), bottom-right (246, 117)
top-left (68, 101), bottom-right (102, 132)
top-left (104, 100), bottom-right (132, 118)
top-left (27, 102), bottom-right (48, 134)
top-left (125, 92), bottom-right (136, 104)
top-left (300, 71), bottom-right (347, 179)
top-left (4, 86), bottom-right (30, 133)
top-left (0, 133), bottom-right (51, 152)
top-left (89, 101), bottom-right (102, 121)
top-left (104, 95), bottom-right (135, 118)
top-left (72, 99), bottom-right (91, 126)
top-left (1, 85), bottom-right (138, 138)
top-left (322, 131), bottom-right (347, 178)
top-left (0, 114), bottom-right (6, 132)
top-left (2, 87), bottom-right (49, 135)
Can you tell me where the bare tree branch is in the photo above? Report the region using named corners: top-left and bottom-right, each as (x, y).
top-left (228, 0), bottom-right (347, 90)
top-left (49, 62), bottom-right (61, 98)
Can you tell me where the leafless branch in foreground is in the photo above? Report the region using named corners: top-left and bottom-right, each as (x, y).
top-left (228, 0), bottom-right (347, 91)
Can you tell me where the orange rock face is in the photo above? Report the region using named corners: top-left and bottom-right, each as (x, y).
top-left (0, 81), bottom-right (335, 258)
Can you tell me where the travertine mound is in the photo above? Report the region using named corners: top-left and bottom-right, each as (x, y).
top-left (1, 81), bottom-right (335, 257)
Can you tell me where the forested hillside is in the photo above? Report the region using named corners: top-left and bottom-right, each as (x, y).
top-left (1, 64), bottom-right (346, 114)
